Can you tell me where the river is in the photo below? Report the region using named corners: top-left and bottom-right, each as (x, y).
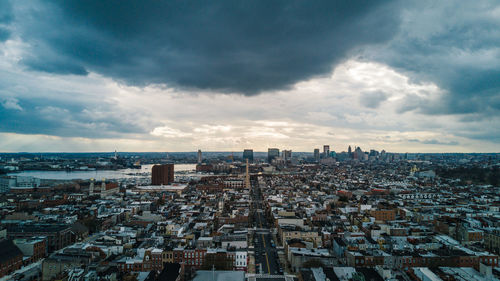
top-left (7, 164), bottom-right (197, 180)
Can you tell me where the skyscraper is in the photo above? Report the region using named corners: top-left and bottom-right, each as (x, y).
top-left (282, 150), bottom-right (292, 162)
top-left (323, 145), bottom-right (330, 158)
top-left (197, 149), bottom-right (202, 164)
top-left (354, 147), bottom-right (364, 161)
top-left (268, 148), bottom-right (280, 163)
top-left (152, 164), bottom-right (174, 185)
top-left (314, 148), bottom-right (320, 162)
top-left (243, 149), bottom-right (254, 162)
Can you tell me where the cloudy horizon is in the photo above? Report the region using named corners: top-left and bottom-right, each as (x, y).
top-left (1, 1), bottom-right (499, 153)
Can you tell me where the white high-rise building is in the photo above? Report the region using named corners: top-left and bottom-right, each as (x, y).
top-left (197, 149), bottom-right (202, 164)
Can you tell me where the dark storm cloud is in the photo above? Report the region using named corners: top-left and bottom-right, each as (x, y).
top-left (365, 1), bottom-right (500, 117)
top-left (0, 1), bottom-right (13, 24)
top-left (11, 0), bottom-right (401, 94)
top-left (0, 1), bottom-right (13, 41)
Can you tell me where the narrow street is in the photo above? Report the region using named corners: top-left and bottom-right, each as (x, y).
top-left (251, 177), bottom-right (283, 276)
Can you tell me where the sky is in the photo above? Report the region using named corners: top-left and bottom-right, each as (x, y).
top-left (0, 0), bottom-right (499, 153)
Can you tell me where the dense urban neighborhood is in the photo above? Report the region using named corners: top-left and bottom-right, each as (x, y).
top-left (1, 149), bottom-right (499, 281)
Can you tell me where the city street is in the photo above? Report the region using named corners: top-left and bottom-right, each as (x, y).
top-left (251, 178), bottom-right (283, 276)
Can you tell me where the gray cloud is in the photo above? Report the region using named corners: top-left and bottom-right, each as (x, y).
top-left (409, 139), bottom-right (459, 146)
top-left (0, 1), bottom-right (13, 41)
top-left (1, 0), bottom-right (500, 149)
top-left (0, 28), bottom-right (10, 42)
top-left (0, 95), bottom-right (153, 138)
top-left (359, 91), bottom-right (389, 109)
top-left (9, 0), bottom-right (401, 94)
top-left (1, 97), bottom-right (22, 111)
top-left (365, 1), bottom-right (500, 117)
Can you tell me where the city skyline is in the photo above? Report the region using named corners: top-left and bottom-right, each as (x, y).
top-left (1, 1), bottom-right (500, 278)
top-left (1, 1), bottom-right (500, 153)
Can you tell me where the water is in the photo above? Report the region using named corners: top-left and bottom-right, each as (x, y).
top-left (7, 164), bottom-right (196, 180)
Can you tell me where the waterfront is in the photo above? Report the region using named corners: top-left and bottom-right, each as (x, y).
top-left (7, 164), bottom-right (196, 180)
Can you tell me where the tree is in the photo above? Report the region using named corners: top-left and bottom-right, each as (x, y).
top-left (339, 196), bottom-right (349, 202)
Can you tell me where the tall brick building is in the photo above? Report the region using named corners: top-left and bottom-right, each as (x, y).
top-left (152, 164), bottom-right (174, 185)
top-left (370, 209), bottom-right (396, 222)
top-left (0, 239), bottom-right (23, 277)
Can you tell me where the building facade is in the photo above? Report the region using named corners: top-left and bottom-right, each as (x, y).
top-left (152, 164), bottom-right (175, 185)
top-left (243, 149), bottom-right (254, 162)
top-left (0, 239), bottom-right (23, 278)
top-left (268, 148), bottom-right (280, 164)
top-left (314, 149), bottom-right (320, 162)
